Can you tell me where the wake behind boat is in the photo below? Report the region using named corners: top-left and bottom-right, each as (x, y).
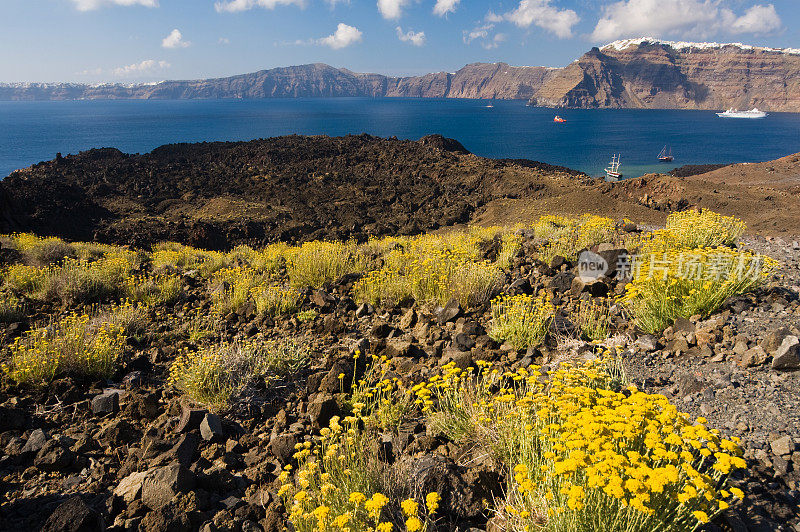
top-left (716, 108), bottom-right (768, 119)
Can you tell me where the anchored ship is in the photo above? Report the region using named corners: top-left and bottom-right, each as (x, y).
top-left (605, 154), bottom-right (622, 182)
top-left (716, 108), bottom-right (768, 119)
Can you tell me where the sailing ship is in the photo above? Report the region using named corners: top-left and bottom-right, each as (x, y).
top-left (553, 115), bottom-right (566, 123)
top-left (605, 154), bottom-right (622, 182)
top-left (716, 108), bottom-right (767, 119)
top-left (657, 145), bottom-right (673, 162)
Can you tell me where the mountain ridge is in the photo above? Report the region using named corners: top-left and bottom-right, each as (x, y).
top-left (2, 38), bottom-right (800, 111)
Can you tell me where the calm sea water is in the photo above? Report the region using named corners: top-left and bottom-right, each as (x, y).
top-left (2, 98), bottom-right (800, 179)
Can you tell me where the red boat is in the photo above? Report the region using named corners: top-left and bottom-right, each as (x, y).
top-left (553, 115), bottom-right (566, 123)
top-left (658, 145), bottom-right (674, 162)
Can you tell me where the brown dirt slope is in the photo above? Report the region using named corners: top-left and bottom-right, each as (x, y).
top-left (479, 152), bottom-right (800, 236)
top-left (2, 135), bottom-right (798, 247)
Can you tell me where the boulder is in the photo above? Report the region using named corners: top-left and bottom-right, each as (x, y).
top-left (635, 334), bottom-right (659, 352)
top-left (269, 433), bottom-right (297, 464)
top-left (142, 463), bottom-right (196, 510)
top-left (41, 497), bottom-right (104, 532)
top-left (311, 290), bottom-right (336, 311)
top-left (763, 327), bottom-right (792, 354)
top-left (308, 394), bottom-right (340, 430)
top-left (91, 390), bottom-right (120, 416)
top-left (21, 428), bottom-right (48, 455)
top-left (176, 405), bottom-right (208, 433)
top-left (453, 333), bottom-right (475, 352)
top-left (399, 308), bottom-right (417, 329)
top-left (401, 454), bottom-right (500, 523)
top-left (34, 439), bottom-right (75, 471)
top-left (434, 299), bottom-right (462, 325)
top-left (200, 413), bottom-right (225, 442)
top-left (115, 471), bottom-right (150, 503)
top-left (770, 435), bottom-right (795, 457)
top-left (439, 347), bottom-right (473, 369)
top-left (548, 272), bottom-right (575, 294)
top-left (772, 336), bottom-right (799, 371)
top-left (737, 346), bottom-right (768, 368)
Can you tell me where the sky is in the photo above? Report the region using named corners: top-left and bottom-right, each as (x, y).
top-left (0, 0), bottom-right (798, 83)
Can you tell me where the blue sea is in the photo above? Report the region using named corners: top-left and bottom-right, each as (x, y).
top-left (2, 98), bottom-right (800, 179)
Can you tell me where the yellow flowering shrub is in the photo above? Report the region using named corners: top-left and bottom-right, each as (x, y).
top-left (3, 264), bottom-right (46, 295)
top-left (489, 291), bottom-right (555, 349)
top-left (43, 252), bottom-right (138, 304)
top-left (209, 266), bottom-right (265, 315)
top-left (288, 240), bottom-right (363, 288)
top-left (3, 312), bottom-right (126, 385)
top-left (535, 215), bottom-right (617, 264)
top-left (621, 248), bottom-right (778, 333)
top-left (151, 242), bottom-right (228, 277)
top-left (354, 231), bottom-right (503, 308)
top-left (418, 358), bottom-right (747, 532)
top-left (0, 292), bottom-right (25, 323)
top-left (665, 210), bottom-right (746, 249)
top-left (228, 243), bottom-right (290, 275)
top-left (576, 299), bottom-right (611, 341)
top-left (9, 233), bottom-right (75, 266)
top-left (280, 412), bottom-right (440, 532)
top-left (253, 284), bottom-right (302, 316)
top-left (169, 337), bottom-right (310, 408)
top-left (125, 273), bottom-right (183, 306)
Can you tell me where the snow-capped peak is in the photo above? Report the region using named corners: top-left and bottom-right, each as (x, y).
top-left (601, 37), bottom-right (800, 56)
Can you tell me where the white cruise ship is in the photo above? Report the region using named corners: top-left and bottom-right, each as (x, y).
top-left (716, 108), bottom-right (768, 119)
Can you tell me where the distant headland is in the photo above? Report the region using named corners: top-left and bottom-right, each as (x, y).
top-left (2, 38), bottom-right (800, 112)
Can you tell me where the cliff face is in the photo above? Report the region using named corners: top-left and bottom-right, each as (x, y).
top-left (3, 38), bottom-right (800, 111)
top-left (529, 40), bottom-right (800, 111)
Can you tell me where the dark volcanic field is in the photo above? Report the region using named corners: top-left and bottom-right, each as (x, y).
top-left (0, 134), bottom-right (585, 250)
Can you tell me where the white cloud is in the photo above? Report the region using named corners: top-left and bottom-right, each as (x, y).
top-left (214, 0), bottom-right (305, 13)
top-left (70, 0), bottom-right (157, 10)
top-left (162, 29), bottom-right (190, 49)
top-left (325, 0), bottom-right (350, 6)
top-left (463, 24), bottom-right (507, 49)
top-left (483, 33), bottom-right (507, 49)
top-left (502, 0), bottom-right (580, 39)
top-left (218, 37), bottom-right (231, 44)
top-left (463, 24), bottom-right (493, 44)
top-left (433, 0), bottom-right (459, 17)
top-left (730, 4), bottom-right (782, 34)
top-left (377, 0), bottom-right (411, 19)
top-left (396, 26), bottom-right (426, 46)
top-left (112, 59), bottom-right (170, 77)
top-left (591, 0), bottom-right (783, 41)
top-left (318, 23), bottom-right (363, 49)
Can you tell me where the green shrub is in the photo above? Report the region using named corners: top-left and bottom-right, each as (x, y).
top-left (489, 291), bottom-right (555, 349)
top-left (169, 337), bottom-right (311, 408)
top-left (3, 311), bottom-right (126, 385)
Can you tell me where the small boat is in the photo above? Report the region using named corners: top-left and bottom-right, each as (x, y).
top-left (716, 108), bottom-right (768, 119)
top-left (553, 115), bottom-right (566, 123)
top-left (657, 145), bottom-right (673, 162)
top-left (605, 154), bottom-right (622, 182)
top-left (485, 99), bottom-right (494, 108)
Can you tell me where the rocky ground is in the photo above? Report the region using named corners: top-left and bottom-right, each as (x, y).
top-left (1, 227), bottom-right (799, 532)
top-left (3, 135), bottom-right (800, 252)
top-left (624, 234), bottom-right (800, 531)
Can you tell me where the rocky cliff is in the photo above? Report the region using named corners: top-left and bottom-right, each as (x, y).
top-left (2, 38), bottom-right (800, 111)
top-left (529, 38), bottom-right (800, 111)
